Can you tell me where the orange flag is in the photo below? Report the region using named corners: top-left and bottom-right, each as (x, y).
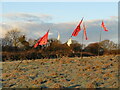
top-left (83, 24), bottom-right (88, 40)
top-left (72, 18), bottom-right (83, 37)
top-left (101, 21), bottom-right (108, 31)
top-left (34, 30), bottom-right (49, 48)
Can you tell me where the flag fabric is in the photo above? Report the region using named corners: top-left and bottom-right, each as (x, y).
top-left (72, 23), bottom-right (80, 36)
top-left (34, 30), bottom-right (49, 48)
top-left (101, 21), bottom-right (108, 31)
top-left (83, 24), bottom-right (88, 40)
top-left (57, 32), bottom-right (60, 40)
top-left (67, 38), bottom-right (72, 46)
top-left (72, 18), bottom-right (83, 37)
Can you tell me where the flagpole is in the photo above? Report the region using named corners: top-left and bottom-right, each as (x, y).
top-left (15, 59), bottom-right (24, 70)
top-left (98, 27), bottom-right (102, 56)
top-left (81, 29), bottom-right (84, 59)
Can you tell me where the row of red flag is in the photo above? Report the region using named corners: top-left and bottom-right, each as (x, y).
top-left (34, 18), bottom-right (108, 48)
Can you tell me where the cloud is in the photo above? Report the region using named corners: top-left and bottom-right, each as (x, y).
top-left (3, 13), bottom-right (52, 23)
top-left (109, 16), bottom-right (118, 20)
top-left (1, 14), bottom-right (118, 44)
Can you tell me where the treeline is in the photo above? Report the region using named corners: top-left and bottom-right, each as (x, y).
top-left (1, 29), bottom-right (119, 61)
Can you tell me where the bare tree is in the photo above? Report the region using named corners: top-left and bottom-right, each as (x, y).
top-left (100, 40), bottom-right (118, 51)
top-left (4, 28), bottom-right (22, 47)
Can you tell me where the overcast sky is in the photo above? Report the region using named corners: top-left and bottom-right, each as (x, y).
top-left (0, 2), bottom-right (118, 45)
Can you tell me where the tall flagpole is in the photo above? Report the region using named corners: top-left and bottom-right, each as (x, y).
top-left (69, 17), bottom-right (84, 57)
top-left (98, 27), bottom-right (102, 56)
top-left (81, 28), bottom-right (84, 59)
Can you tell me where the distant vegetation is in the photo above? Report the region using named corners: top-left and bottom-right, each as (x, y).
top-left (1, 29), bottom-right (119, 61)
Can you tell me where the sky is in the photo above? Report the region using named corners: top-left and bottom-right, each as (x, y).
top-left (0, 2), bottom-right (118, 45)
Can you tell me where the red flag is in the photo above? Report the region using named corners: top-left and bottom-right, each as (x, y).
top-left (83, 24), bottom-right (88, 40)
top-left (72, 18), bottom-right (83, 37)
top-left (34, 31), bottom-right (49, 48)
top-left (101, 21), bottom-right (108, 31)
top-left (34, 42), bottom-right (39, 48)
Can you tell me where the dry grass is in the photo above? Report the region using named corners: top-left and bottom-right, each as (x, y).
top-left (2, 55), bottom-right (119, 88)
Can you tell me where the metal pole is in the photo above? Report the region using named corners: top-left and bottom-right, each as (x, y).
top-left (98, 28), bottom-right (102, 56)
top-left (81, 29), bottom-right (84, 59)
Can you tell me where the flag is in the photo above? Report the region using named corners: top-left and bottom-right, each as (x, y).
top-left (67, 38), bottom-right (72, 46)
top-left (72, 18), bottom-right (83, 37)
top-left (57, 32), bottom-right (60, 40)
top-left (83, 24), bottom-right (88, 40)
top-left (101, 21), bottom-right (108, 31)
top-left (34, 30), bottom-right (49, 48)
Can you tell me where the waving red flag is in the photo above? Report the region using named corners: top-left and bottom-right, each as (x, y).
top-left (72, 23), bottom-right (80, 36)
top-left (34, 30), bottom-right (49, 48)
top-left (34, 42), bottom-right (39, 48)
top-left (83, 24), bottom-right (88, 40)
top-left (101, 21), bottom-right (108, 31)
top-left (72, 18), bottom-right (83, 37)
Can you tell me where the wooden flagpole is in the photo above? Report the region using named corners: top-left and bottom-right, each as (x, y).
top-left (15, 59), bottom-right (24, 70)
top-left (98, 26), bottom-right (102, 56)
top-left (15, 29), bottom-right (50, 70)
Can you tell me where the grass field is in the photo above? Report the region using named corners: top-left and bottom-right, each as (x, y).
top-left (2, 55), bottom-right (119, 88)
